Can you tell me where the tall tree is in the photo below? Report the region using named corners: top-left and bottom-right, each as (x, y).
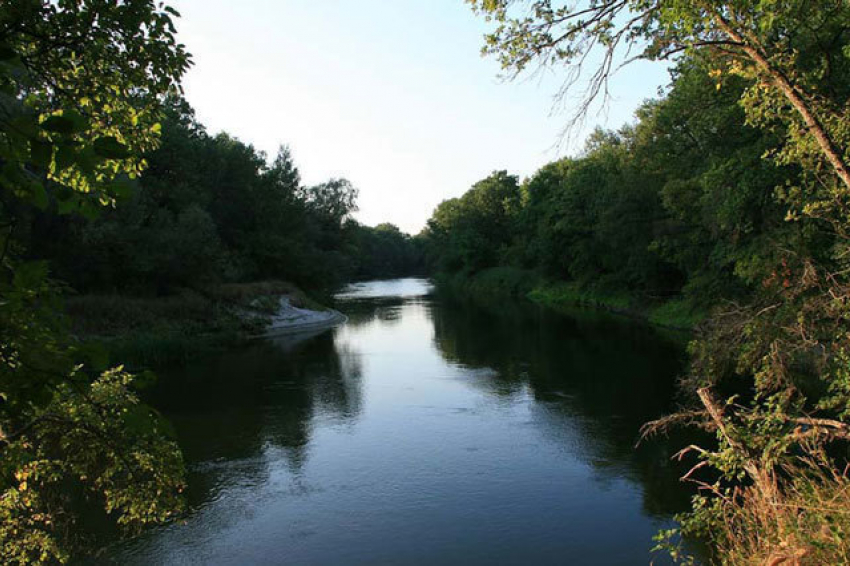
top-left (468, 1), bottom-right (850, 561)
top-left (0, 1), bottom-right (190, 562)
top-left (468, 0), bottom-right (850, 190)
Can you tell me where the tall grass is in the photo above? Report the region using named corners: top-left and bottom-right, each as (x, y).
top-left (709, 458), bottom-right (850, 565)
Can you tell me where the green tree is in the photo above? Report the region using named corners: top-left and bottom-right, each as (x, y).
top-left (347, 222), bottom-right (424, 279)
top-left (631, 55), bottom-right (794, 306)
top-left (469, 0), bottom-right (850, 190)
top-left (468, 1), bottom-right (850, 561)
top-left (518, 131), bottom-right (672, 291)
top-left (0, 1), bottom-right (190, 562)
top-left (301, 178), bottom-right (359, 229)
top-left (424, 171), bottom-right (521, 273)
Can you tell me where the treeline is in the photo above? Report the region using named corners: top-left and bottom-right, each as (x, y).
top-left (0, 3), bottom-right (428, 560)
top-left (24, 98), bottom-right (424, 295)
top-left (426, 11), bottom-right (850, 555)
top-left (422, 55), bottom-right (802, 319)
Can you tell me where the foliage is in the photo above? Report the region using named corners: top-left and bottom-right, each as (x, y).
top-left (0, 0), bottom-right (191, 561)
top-left (647, 299), bottom-right (704, 330)
top-left (0, 0), bottom-right (190, 215)
top-left (657, 454), bottom-right (850, 565)
top-left (347, 222), bottom-right (425, 280)
top-left (423, 170), bottom-right (522, 273)
top-left (1, 4), bottom-right (421, 557)
top-left (27, 98), bottom-right (422, 294)
top-left (468, 0), bottom-right (850, 191)
top-left (435, 266), bottom-right (543, 300)
top-left (527, 282), bottom-right (635, 313)
top-left (0, 366), bottom-right (186, 564)
top-left (422, 56), bottom-right (783, 312)
top-left (447, 0), bottom-right (850, 561)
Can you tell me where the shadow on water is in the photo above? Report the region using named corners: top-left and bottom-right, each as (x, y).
top-left (90, 278), bottom-right (703, 565)
top-left (334, 295), bottom-right (409, 329)
top-left (430, 293), bottom-right (696, 519)
top-left (147, 331), bottom-right (363, 504)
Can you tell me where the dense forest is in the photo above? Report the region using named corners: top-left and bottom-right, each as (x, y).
top-left (436, 1), bottom-right (850, 563)
top-left (422, 54), bottom-right (793, 325)
top-left (25, 97), bottom-right (424, 294)
top-left (0, 2), bottom-right (422, 562)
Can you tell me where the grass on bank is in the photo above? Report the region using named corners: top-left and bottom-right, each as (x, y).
top-left (724, 465), bottom-right (850, 565)
top-left (660, 457), bottom-right (850, 565)
top-left (64, 280), bottom-right (325, 368)
top-left (436, 266), bottom-right (542, 298)
top-left (437, 267), bottom-right (706, 330)
top-left (527, 281), bottom-right (633, 311)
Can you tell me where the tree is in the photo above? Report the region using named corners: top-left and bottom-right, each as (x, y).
top-left (346, 222), bottom-right (424, 279)
top-left (469, 2), bottom-right (850, 561)
top-left (630, 55), bottom-right (792, 305)
top-left (468, 0), bottom-right (850, 191)
top-left (0, 1), bottom-right (190, 562)
top-left (267, 144), bottom-right (301, 195)
top-left (300, 178), bottom-right (359, 228)
top-left (423, 171), bottom-right (521, 273)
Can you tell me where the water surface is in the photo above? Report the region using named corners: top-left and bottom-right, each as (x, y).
top-left (101, 278), bottom-right (693, 565)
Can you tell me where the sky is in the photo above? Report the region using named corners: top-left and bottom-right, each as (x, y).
top-left (171, 0), bottom-right (672, 234)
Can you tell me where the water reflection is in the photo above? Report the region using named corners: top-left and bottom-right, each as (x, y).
top-left (150, 331), bottom-right (363, 493)
top-left (430, 294), bottom-right (694, 518)
top-left (339, 296), bottom-right (409, 328)
top-left (334, 277), bottom-right (434, 301)
top-left (96, 278), bottom-right (695, 565)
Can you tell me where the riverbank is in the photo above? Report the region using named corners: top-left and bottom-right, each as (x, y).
top-left (434, 267), bottom-right (705, 331)
top-left (65, 280), bottom-right (344, 368)
top-left (259, 296), bottom-right (347, 337)
top-left (100, 277), bottom-right (695, 565)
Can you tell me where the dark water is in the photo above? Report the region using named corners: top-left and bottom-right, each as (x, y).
top-left (100, 278), bottom-right (695, 565)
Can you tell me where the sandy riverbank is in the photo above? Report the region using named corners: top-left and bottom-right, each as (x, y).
top-left (261, 296), bottom-right (347, 337)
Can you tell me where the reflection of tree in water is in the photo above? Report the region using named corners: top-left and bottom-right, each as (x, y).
top-left (334, 296), bottom-right (408, 328)
top-left (430, 295), bottom-right (696, 518)
top-left (148, 330), bottom-right (362, 506)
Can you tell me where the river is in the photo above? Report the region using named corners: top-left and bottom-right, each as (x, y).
top-left (98, 278), bottom-right (695, 565)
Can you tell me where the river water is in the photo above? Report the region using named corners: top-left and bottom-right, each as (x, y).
top-left (100, 278), bottom-right (694, 565)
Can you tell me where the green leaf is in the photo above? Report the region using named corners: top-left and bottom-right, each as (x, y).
top-left (75, 147), bottom-right (104, 173)
top-left (108, 176), bottom-right (134, 199)
top-left (41, 116), bottom-right (73, 134)
top-left (56, 194), bottom-right (80, 215)
top-left (10, 115), bottom-right (40, 139)
top-left (76, 342), bottom-right (109, 373)
top-left (13, 260), bottom-right (49, 290)
top-left (121, 405), bottom-right (156, 435)
top-left (78, 198), bottom-right (101, 220)
top-left (132, 370), bottom-right (158, 391)
top-left (93, 136), bottom-right (131, 159)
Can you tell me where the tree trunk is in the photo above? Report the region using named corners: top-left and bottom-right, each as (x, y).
top-left (697, 388), bottom-right (780, 504)
top-left (713, 15), bottom-right (850, 192)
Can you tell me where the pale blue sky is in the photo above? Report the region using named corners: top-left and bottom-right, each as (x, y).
top-left (171, 0), bottom-right (671, 234)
